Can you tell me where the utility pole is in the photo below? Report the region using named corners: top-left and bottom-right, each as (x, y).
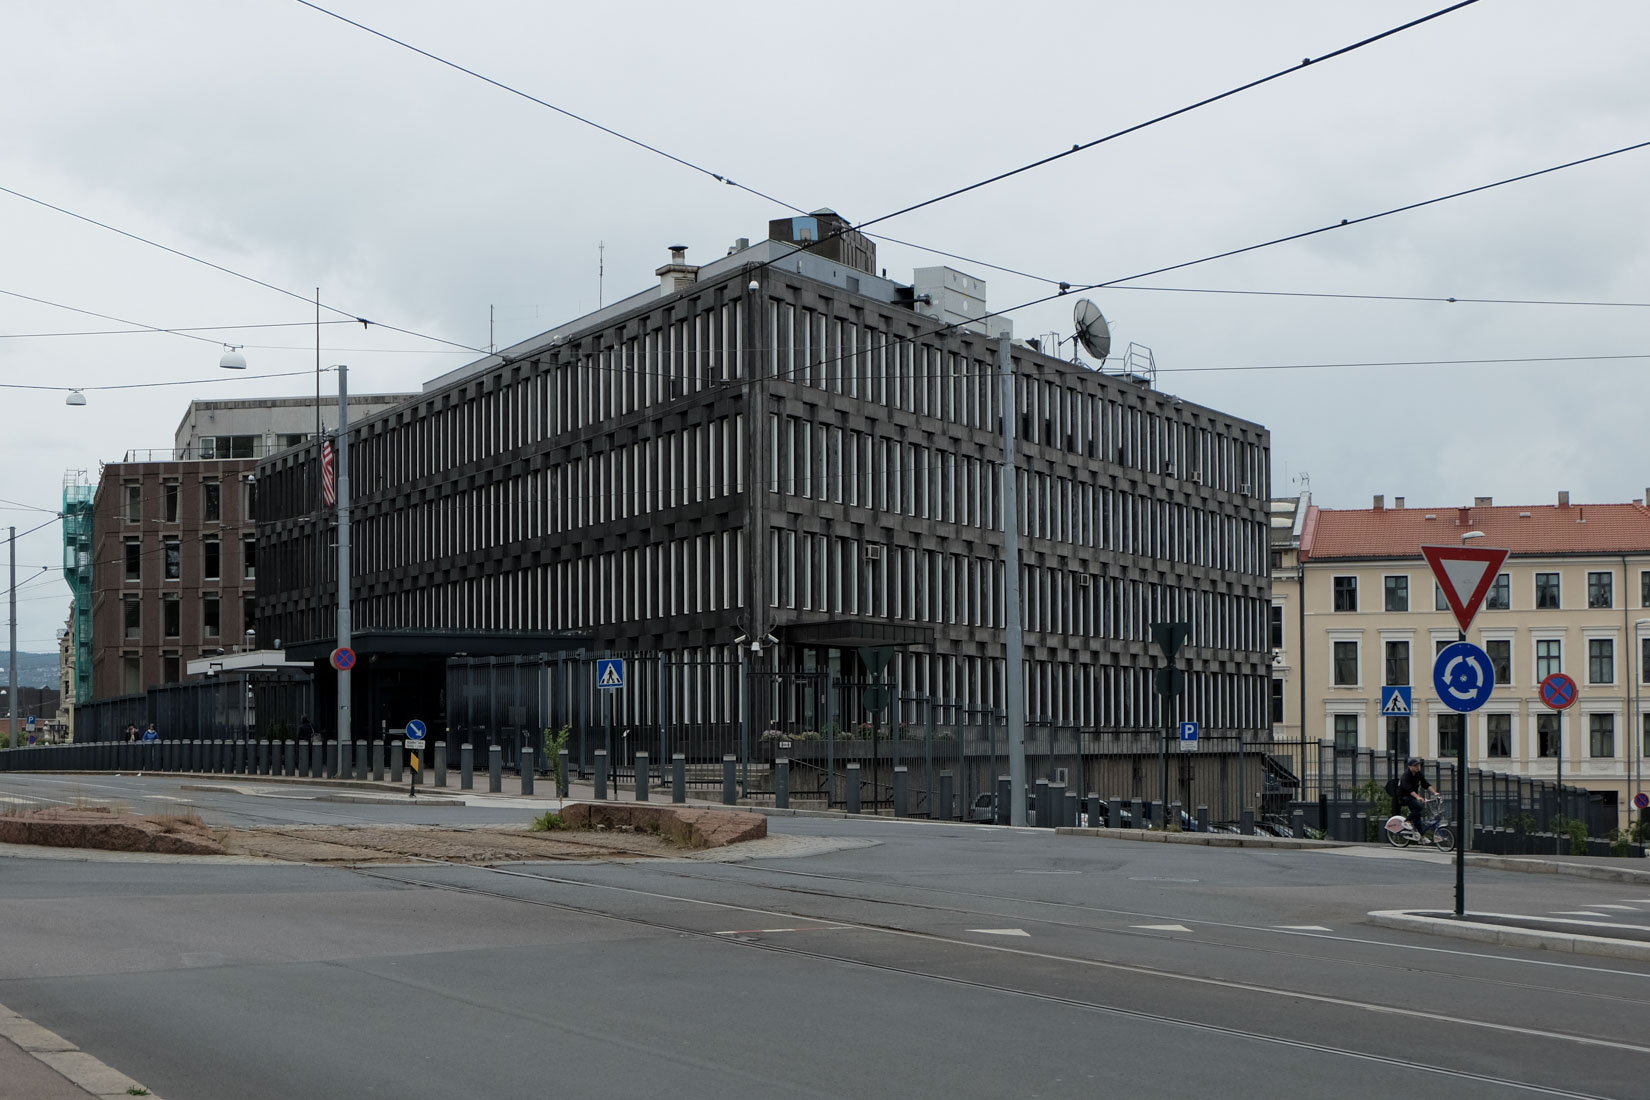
top-left (8, 526), bottom-right (15, 746)
top-left (336, 366), bottom-right (352, 775)
top-left (997, 335), bottom-right (1026, 826)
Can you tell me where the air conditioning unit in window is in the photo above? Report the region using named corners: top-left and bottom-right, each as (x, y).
top-left (1240, 479), bottom-right (1253, 495)
top-left (1054, 767), bottom-right (1068, 786)
top-left (864, 544), bottom-right (882, 561)
top-left (1075, 575), bottom-right (1091, 587)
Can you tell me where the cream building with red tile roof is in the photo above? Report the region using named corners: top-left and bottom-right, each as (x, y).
top-left (1281, 491), bottom-right (1650, 830)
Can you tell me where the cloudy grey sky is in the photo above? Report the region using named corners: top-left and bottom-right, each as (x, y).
top-left (3, 0), bottom-right (1648, 652)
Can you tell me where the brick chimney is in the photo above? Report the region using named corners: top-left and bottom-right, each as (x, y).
top-left (1474, 496), bottom-right (1492, 507)
top-left (1394, 496), bottom-right (1405, 509)
top-left (1558, 490), bottom-right (1571, 508)
top-left (1373, 494), bottom-right (1384, 510)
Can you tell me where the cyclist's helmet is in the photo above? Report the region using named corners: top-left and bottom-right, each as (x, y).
top-left (1406, 756), bottom-right (1424, 766)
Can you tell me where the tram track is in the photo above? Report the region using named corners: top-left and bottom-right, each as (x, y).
top-left (334, 857), bottom-right (1647, 1097)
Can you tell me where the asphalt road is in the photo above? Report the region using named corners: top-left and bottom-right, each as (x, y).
top-left (2, 775), bottom-right (1648, 1099)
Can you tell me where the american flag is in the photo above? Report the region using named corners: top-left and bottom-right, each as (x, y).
top-left (320, 435), bottom-right (336, 508)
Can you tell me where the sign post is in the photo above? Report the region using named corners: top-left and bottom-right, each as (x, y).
top-left (404, 718), bottom-right (427, 799)
top-left (1422, 543), bottom-right (1509, 918)
top-left (1151, 623), bottom-right (1190, 827)
top-left (1538, 672), bottom-right (1577, 798)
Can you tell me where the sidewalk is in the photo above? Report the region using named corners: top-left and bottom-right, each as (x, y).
top-left (0, 1004), bottom-right (161, 1099)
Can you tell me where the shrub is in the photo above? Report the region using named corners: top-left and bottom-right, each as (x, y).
top-left (530, 811), bottom-right (566, 832)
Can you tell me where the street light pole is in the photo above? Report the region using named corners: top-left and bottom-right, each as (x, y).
top-left (8, 525), bottom-right (16, 747)
top-left (335, 365), bottom-right (352, 776)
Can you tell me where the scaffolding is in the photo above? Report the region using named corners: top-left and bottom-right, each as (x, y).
top-left (61, 472), bottom-right (93, 705)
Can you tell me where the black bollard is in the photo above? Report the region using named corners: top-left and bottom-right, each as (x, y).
top-left (520, 744), bottom-right (535, 796)
top-left (434, 741), bottom-right (447, 788)
top-left (593, 749), bottom-right (608, 799)
top-left (775, 757), bottom-right (789, 810)
top-left (721, 754), bottom-right (735, 805)
top-left (1035, 779), bottom-right (1051, 828)
top-left (634, 752), bottom-right (648, 801)
top-left (391, 740), bottom-right (403, 783)
top-left (892, 766), bottom-right (907, 817)
top-left (672, 753), bottom-right (685, 804)
top-left (997, 776), bottom-right (1011, 826)
top-left (489, 744), bottom-right (503, 793)
top-left (846, 762), bottom-right (861, 814)
top-left (355, 740), bottom-right (368, 781)
top-left (557, 748), bottom-right (570, 798)
top-left (372, 740), bottom-right (384, 783)
top-left (460, 742), bottom-right (474, 790)
top-left (296, 740), bottom-right (308, 778)
top-left (939, 771), bottom-right (954, 821)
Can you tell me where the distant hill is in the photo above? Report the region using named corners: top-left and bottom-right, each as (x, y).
top-left (5, 652), bottom-right (60, 690)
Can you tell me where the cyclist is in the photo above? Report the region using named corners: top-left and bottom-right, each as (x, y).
top-left (1396, 756), bottom-right (1435, 839)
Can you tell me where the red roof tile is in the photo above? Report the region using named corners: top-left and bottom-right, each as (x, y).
top-left (1301, 502), bottom-right (1650, 560)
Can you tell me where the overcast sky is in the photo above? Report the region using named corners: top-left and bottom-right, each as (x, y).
top-left (3, 1), bottom-right (1648, 653)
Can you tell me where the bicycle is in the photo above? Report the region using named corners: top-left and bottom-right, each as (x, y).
top-left (1384, 795), bottom-right (1454, 851)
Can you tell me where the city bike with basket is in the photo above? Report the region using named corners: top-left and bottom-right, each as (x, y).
top-left (1384, 794), bottom-right (1454, 851)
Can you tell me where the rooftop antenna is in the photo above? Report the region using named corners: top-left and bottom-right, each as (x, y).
top-left (1073, 299), bottom-right (1111, 367)
top-left (598, 240), bottom-right (605, 308)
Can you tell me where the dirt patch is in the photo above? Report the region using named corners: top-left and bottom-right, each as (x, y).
top-left (557, 803), bottom-right (767, 848)
top-left (219, 824), bottom-right (686, 863)
top-left (0, 807), bottom-right (226, 855)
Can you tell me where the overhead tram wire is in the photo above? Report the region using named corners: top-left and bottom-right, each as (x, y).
top-left (925, 136), bottom-right (1650, 361)
top-left (853, 0), bottom-right (1483, 235)
top-left (0, 184), bottom-right (485, 355)
top-left (293, 0), bottom-right (1478, 293)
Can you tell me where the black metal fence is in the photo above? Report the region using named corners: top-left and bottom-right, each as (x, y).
top-left (72, 674), bottom-right (315, 744)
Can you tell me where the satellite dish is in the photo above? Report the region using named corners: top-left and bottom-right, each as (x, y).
top-left (1073, 299), bottom-right (1111, 363)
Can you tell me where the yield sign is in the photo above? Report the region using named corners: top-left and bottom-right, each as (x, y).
top-left (1421, 544), bottom-right (1509, 633)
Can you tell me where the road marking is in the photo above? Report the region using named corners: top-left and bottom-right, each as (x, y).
top-left (1134, 923), bottom-right (1191, 932)
top-left (1552, 911), bottom-right (1609, 917)
top-left (1588, 904), bottom-right (1638, 911)
top-left (967, 928), bottom-right (1030, 937)
top-left (1277, 925), bottom-right (1332, 931)
top-left (1014, 870), bottom-right (1080, 875)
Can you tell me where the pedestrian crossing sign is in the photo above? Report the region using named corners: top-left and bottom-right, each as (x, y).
top-left (596, 658), bottom-right (626, 690)
top-left (1381, 685), bottom-right (1412, 717)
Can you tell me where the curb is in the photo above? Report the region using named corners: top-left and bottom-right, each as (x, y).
top-left (1367, 909), bottom-right (1650, 961)
top-left (1056, 826), bottom-right (1350, 849)
top-left (1463, 854), bottom-right (1650, 885)
top-left (0, 1000), bottom-right (162, 1099)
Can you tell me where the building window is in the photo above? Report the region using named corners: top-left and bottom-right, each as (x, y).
top-left (243, 595), bottom-right (256, 639)
top-left (243, 537), bottom-right (256, 580)
top-left (1486, 639), bottom-right (1511, 684)
top-left (1438, 714), bottom-right (1463, 757)
top-left (163, 539), bottom-right (181, 580)
top-left (203, 594), bottom-right (220, 638)
top-left (1643, 714), bottom-right (1650, 763)
top-left (1384, 576), bottom-right (1409, 612)
top-left (123, 597), bottom-right (140, 640)
top-left (1535, 572), bottom-right (1560, 609)
top-left (1485, 573), bottom-right (1510, 610)
top-left (1435, 583), bottom-right (1449, 611)
top-left (123, 483), bottom-right (141, 522)
top-left (122, 656), bottom-right (142, 695)
top-left (1269, 604), bottom-right (1283, 649)
top-left (1384, 640), bottom-right (1410, 686)
top-left (1588, 639), bottom-right (1614, 684)
top-left (1642, 570), bottom-right (1650, 608)
top-left (1332, 576), bottom-right (1357, 612)
top-left (204, 481), bottom-right (221, 523)
top-left (164, 481), bottom-right (179, 523)
top-left (163, 655), bottom-right (181, 684)
top-left (1588, 571), bottom-right (1613, 609)
top-left (204, 538), bottom-right (221, 581)
top-left (1333, 714), bottom-right (1358, 751)
top-left (1386, 716), bottom-right (1410, 756)
top-left (1535, 639), bottom-right (1561, 681)
top-left (1589, 713), bottom-right (1615, 758)
top-left (163, 598), bottom-right (180, 639)
top-left (1332, 641), bottom-right (1358, 686)
top-left (1537, 713), bottom-right (1561, 758)
top-left (124, 539), bottom-right (141, 582)
top-left (1270, 678), bottom-right (1284, 723)
top-left (1487, 713), bottom-right (1511, 757)
top-left (1643, 637), bottom-right (1650, 684)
